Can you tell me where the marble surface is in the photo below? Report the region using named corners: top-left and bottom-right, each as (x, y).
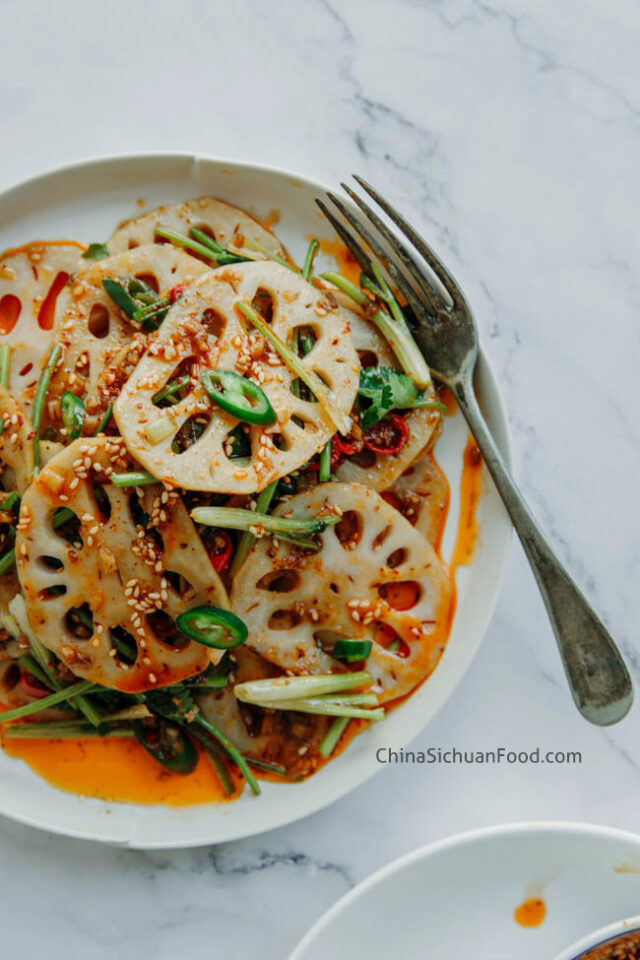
top-left (1, 0), bottom-right (640, 956)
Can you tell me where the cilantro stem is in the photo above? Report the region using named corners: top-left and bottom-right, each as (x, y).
top-left (2, 723), bottom-right (134, 739)
top-left (302, 239), bottom-right (319, 281)
top-left (187, 725), bottom-right (235, 796)
top-left (18, 654), bottom-right (51, 689)
top-left (243, 239), bottom-right (297, 272)
top-left (32, 344), bottom-right (62, 476)
top-left (193, 714), bottom-right (260, 796)
top-left (0, 679), bottom-right (95, 723)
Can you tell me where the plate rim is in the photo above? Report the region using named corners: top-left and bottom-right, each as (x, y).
top-left (288, 820), bottom-right (640, 959)
top-left (0, 151), bottom-right (513, 847)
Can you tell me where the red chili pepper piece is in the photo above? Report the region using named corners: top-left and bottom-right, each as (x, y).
top-left (336, 435), bottom-right (361, 457)
top-left (362, 413), bottom-right (409, 455)
top-left (19, 670), bottom-right (52, 700)
top-left (208, 530), bottom-right (233, 572)
top-left (169, 284), bottom-right (187, 303)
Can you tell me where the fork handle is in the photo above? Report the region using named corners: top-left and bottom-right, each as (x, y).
top-left (453, 378), bottom-right (633, 726)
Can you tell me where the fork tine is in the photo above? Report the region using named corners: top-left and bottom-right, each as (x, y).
top-left (314, 200), bottom-right (372, 276)
top-left (353, 175), bottom-right (460, 303)
top-left (327, 191), bottom-right (440, 322)
top-left (339, 182), bottom-right (444, 318)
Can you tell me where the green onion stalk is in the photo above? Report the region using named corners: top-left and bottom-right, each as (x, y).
top-left (192, 505), bottom-right (339, 550)
top-left (230, 480), bottom-right (279, 577)
top-left (321, 268), bottom-right (432, 388)
top-left (319, 717), bottom-right (350, 758)
top-left (32, 344), bottom-right (62, 476)
top-left (0, 345), bottom-right (11, 389)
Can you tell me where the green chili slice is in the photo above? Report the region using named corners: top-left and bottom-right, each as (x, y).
top-left (60, 391), bottom-right (85, 440)
top-left (133, 719), bottom-right (198, 775)
top-left (176, 605), bottom-right (248, 650)
top-left (333, 639), bottom-right (373, 663)
top-left (0, 547), bottom-right (15, 575)
top-left (200, 369), bottom-right (276, 426)
top-left (102, 278), bottom-right (138, 318)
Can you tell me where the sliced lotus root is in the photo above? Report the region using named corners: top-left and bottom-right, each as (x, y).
top-left (0, 386), bottom-right (35, 495)
top-left (382, 454), bottom-right (449, 549)
top-left (0, 391), bottom-right (62, 617)
top-left (114, 262), bottom-right (360, 493)
top-left (0, 241), bottom-right (83, 410)
top-left (107, 196), bottom-right (285, 260)
top-left (334, 309), bottom-right (441, 490)
top-left (231, 482), bottom-right (453, 703)
top-left (15, 437), bottom-right (229, 692)
top-left (49, 244), bottom-right (211, 431)
top-left (198, 646), bottom-right (329, 778)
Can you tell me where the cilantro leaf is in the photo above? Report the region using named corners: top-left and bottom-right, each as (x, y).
top-left (82, 242), bottom-right (109, 261)
top-left (358, 366), bottom-right (444, 429)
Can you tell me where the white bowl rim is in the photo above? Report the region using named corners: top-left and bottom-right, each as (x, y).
top-left (0, 151), bottom-right (513, 847)
top-left (553, 914), bottom-right (640, 960)
top-left (289, 821), bottom-right (640, 959)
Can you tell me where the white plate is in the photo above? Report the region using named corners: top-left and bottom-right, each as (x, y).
top-left (289, 822), bottom-right (640, 960)
top-left (0, 153), bottom-right (511, 847)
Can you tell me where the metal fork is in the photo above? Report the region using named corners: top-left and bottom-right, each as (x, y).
top-left (317, 176), bottom-right (633, 726)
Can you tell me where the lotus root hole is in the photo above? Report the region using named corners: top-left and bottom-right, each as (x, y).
top-left (164, 570), bottom-right (193, 596)
top-left (201, 307), bottom-right (226, 339)
top-left (51, 509), bottom-right (82, 546)
top-left (289, 379), bottom-right (318, 402)
top-left (1, 663), bottom-right (20, 692)
top-left (173, 411), bottom-right (211, 454)
top-left (313, 629), bottom-right (347, 653)
top-left (65, 604), bottom-right (93, 639)
top-left (38, 585), bottom-right (68, 601)
top-left (37, 555), bottom-right (64, 572)
top-left (0, 294), bottom-right (21, 335)
top-left (135, 273), bottom-right (159, 294)
top-left (146, 610), bottom-right (189, 648)
top-left (88, 303), bottom-right (110, 339)
top-left (349, 447), bottom-right (376, 469)
top-left (195, 223), bottom-right (217, 242)
top-left (250, 288), bottom-right (274, 323)
top-left (256, 569), bottom-right (300, 593)
top-left (378, 580), bottom-right (421, 611)
top-left (372, 524), bottom-right (392, 551)
top-left (357, 349), bottom-right (379, 368)
top-left (38, 271), bottom-right (69, 331)
top-left (386, 547), bottom-right (408, 568)
top-left (267, 609), bottom-right (302, 630)
top-left (335, 510), bottom-right (363, 549)
top-left (373, 620), bottom-right (410, 657)
top-left (110, 626), bottom-right (138, 665)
